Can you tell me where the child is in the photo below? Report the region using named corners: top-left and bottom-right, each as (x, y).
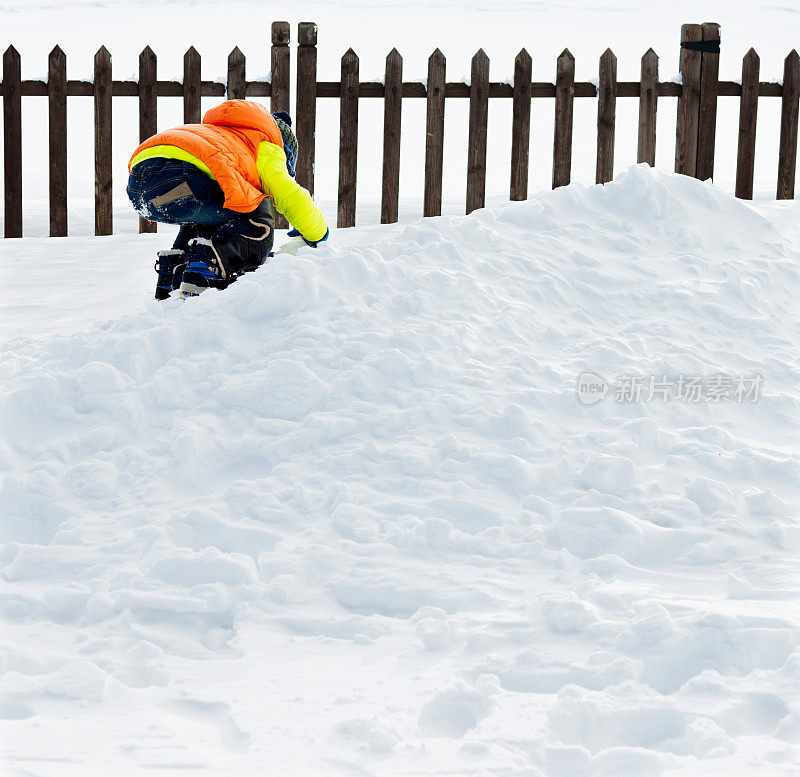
top-left (127, 100), bottom-right (328, 299)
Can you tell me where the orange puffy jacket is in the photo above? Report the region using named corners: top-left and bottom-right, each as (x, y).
top-left (129, 101), bottom-right (284, 213)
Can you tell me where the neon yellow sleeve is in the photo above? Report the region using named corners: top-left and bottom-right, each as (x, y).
top-left (256, 142), bottom-right (328, 242)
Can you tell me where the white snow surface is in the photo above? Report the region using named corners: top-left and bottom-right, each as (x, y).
top-left (1, 166), bottom-right (800, 775)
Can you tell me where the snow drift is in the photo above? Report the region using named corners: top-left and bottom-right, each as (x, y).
top-left (1, 165), bottom-right (799, 776)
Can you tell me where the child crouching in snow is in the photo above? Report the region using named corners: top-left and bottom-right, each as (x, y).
top-left (127, 100), bottom-right (328, 299)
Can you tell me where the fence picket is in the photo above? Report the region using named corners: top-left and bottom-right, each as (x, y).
top-left (675, 23), bottom-right (702, 177)
top-left (3, 46), bottom-right (22, 238)
top-left (184, 47), bottom-right (201, 123)
top-left (596, 48), bottom-right (617, 184)
top-left (735, 48), bottom-right (759, 200)
top-left (424, 49), bottom-right (446, 217)
top-left (138, 46), bottom-right (157, 233)
top-left (94, 46), bottom-right (113, 236)
top-left (271, 22), bottom-right (290, 228)
top-left (777, 50), bottom-right (800, 200)
top-left (271, 21), bottom-right (290, 112)
top-left (48, 46), bottom-right (67, 237)
top-left (553, 49), bottom-right (575, 189)
top-left (637, 48), bottom-right (658, 166)
top-left (338, 48), bottom-right (359, 228)
top-left (381, 48), bottom-right (402, 224)
top-left (696, 22), bottom-right (721, 180)
top-left (510, 48), bottom-right (532, 201)
top-left (227, 47), bottom-right (246, 100)
top-left (466, 49), bottom-right (490, 214)
top-left (296, 22), bottom-right (318, 198)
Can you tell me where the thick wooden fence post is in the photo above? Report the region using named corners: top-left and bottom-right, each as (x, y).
top-left (675, 22), bottom-right (720, 180)
top-left (552, 49), bottom-right (575, 189)
top-left (777, 50), bottom-right (800, 200)
top-left (227, 47), bottom-right (246, 100)
top-left (338, 48), bottom-right (359, 228)
top-left (637, 48), bottom-right (658, 166)
top-left (3, 46), bottom-right (22, 238)
top-left (696, 22), bottom-right (721, 181)
top-left (675, 24), bottom-right (702, 177)
top-left (94, 46), bottom-right (113, 236)
top-left (735, 48), bottom-right (759, 200)
top-left (48, 46), bottom-right (67, 237)
top-left (423, 49), bottom-right (446, 217)
top-left (381, 48), bottom-right (402, 224)
top-left (271, 21), bottom-right (291, 113)
top-left (296, 22), bottom-right (318, 197)
top-left (184, 47), bottom-right (201, 124)
top-left (271, 21), bottom-right (290, 228)
top-left (138, 46), bottom-right (157, 234)
top-left (596, 48), bottom-right (617, 184)
top-left (466, 49), bottom-right (489, 214)
top-left (510, 48), bottom-right (532, 201)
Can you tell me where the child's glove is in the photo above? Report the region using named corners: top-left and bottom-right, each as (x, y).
top-left (288, 227), bottom-right (329, 248)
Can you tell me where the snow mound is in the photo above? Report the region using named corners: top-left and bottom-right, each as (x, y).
top-left (1, 165), bottom-right (799, 775)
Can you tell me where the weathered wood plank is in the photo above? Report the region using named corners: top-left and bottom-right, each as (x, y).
top-left (510, 48), bottom-right (532, 201)
top-left (777, 49), bottom-right (800, 199)
top-left (296, 22), bottom-right (318, 197)
top-left (381, 48), bottom-right (402, 224)
top-left (675, 23), bottom-right (702, 177)
top-left (338, 48), bottom-right (359, 228)
top-left (3, 46), bottom-right (22, 237)
top-left (424, 49), bottom-right (446, 217)
top-left (48, 46), bottom-right (67, 237)
top-left (94, 46), bottom-right (113, 236)
top-left (271, 22), bottom-right (290, 228)
top-left (735, 48), bottom-right (759, 200)
top-left (183, 47), bottom-right (201, 123)
top-left (596, 48), bottom-right (617, 184)
top-left (466, 49), bottom-right (489, 214)
top-left (696, 22), bottom-right (721, 181)
top-left (552, 49), bottom-right (575, 189)
top-left (18, 77), bottom-right (790, 101)
top-left (227, 47), bottom-right (246, 99)
top-left (637, 48), bottom-right (658, 166)
top-left (271, 21), bottom-right (290, 113)
top-left (138, 46), bottom-right (157, 233)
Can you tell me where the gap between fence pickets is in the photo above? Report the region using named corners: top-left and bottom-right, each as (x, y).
top-left (1, 21), bottom-right (799, 238)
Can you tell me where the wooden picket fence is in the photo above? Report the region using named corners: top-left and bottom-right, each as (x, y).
top-left (1, 20), bottom-right (799, 238)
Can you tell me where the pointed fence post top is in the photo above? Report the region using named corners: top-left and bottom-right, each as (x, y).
top-left (743, 47), bottom-right (759, 62)
top-left (558, 48), bottom-right (574, 62)
top-left (642, 47), bottom-right (658, 62)
top-left (600, 47), bottom-right (617, 65)
top-left (272, 21), bottom-right (290, 45)
top-left (95, 46), bottom-right (111, 63)
top-left (4, 44), bottom-right (19, 60)
top-left (785, 49), bottom-right (800, 66)
top-left (342, 47), bottom-right (358, 63)
top-left (387, 47), bottom-right (402, 62)
top-left (184, 46), bottom-right (199, 60)
top-left (515, 48), bottom-right (532, 66)
top-left (140, 45), bottom-right (156, 60)
top-left (472, 48), bottom-right (489, 65)
top-left (429, 48), bottom-right (445, 64)
top-left (49, 44), bottom-right (65, 60)
top-left (228, 46), bottom-right (244, 61)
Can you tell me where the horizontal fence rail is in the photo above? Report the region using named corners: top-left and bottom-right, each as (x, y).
top-left (1, 20), bottom-right (799, 238)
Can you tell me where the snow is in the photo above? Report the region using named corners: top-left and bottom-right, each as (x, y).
top-left (2, 165), bottom-right (799, 775)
